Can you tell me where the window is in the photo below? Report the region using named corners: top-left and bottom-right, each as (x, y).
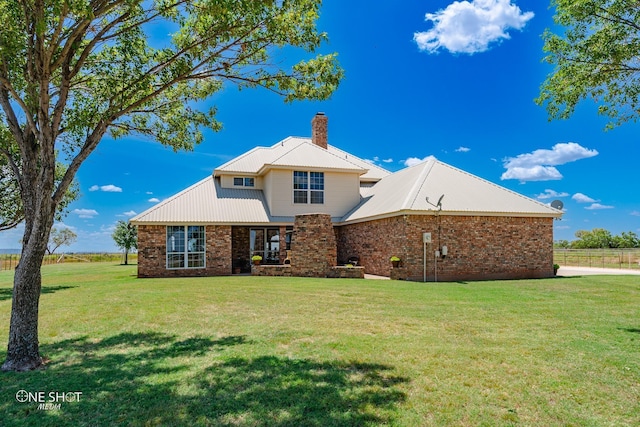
top-left (233, 177), bottom-right (255, 187)
top-left (167, 225), bottom-right (205, 269)
top-left (293, 171), bottom-right (324, 204)
top-left (250, 228), bottom-right (280, 264)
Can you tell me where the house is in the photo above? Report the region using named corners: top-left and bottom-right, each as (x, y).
top-left (131, 113), bottom-right (563, 281)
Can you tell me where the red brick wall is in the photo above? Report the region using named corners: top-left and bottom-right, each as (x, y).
top-left (137, 225), bottom-right (231, 278)
top-left (336, 215), bottom-right (554, 281)
top-left (311, 113), bottom-right (328, 149)
top-left (290, 213), bottom-right (337, 277)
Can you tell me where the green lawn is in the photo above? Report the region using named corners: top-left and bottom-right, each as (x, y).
top-left (0, 264), bottom-right (639, 426)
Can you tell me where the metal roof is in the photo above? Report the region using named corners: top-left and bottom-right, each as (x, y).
top-left (340, 157), bottom-right (563, 223)
top-left (215, 137), bottom-right (390, 181)
top-left (132, 153), bottom-right (562, 225)
top-left (131, 177), bottom-right (293, 224)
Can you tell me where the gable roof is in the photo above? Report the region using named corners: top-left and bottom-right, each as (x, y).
top-left (215, 137), bottom-right (390, 181)
top-left (340, 157), bottom-right (563, 223)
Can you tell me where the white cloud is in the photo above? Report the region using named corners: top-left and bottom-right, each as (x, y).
top-left (631, 211), bottom-right (640, 217)
top-left (501, 165), bottom-right (563, 182)
top-left (365, 156), bottom-right (394, 165)
top-left (536, 189), bottom-right (569, 200)
top-left (572, 193), bottom-right (597, 204)
top-left (122, 210), bottom-right (137, 217)
top-left (414, 0), bottom-right (534, 54)
top-left (101, 184), bottom-right (122, 192)
top-left (53, 222), bottom-right (76, 231)
top-left (404, 155), bottom-right (436, 167)
top-left (148, 198), bottom-right (160, 203)
top-left (455, 146), bottom-right (471, 153)
top-left (585, 203), bottom-right (614, 210)
top-left (146, 191), bottom-right (153, 195)
top-left (501, 142), bottom-right (598, 182)
top-left (90, 184), bottom-right (123, 193)
top-left (72, 208), bottom-right (99, 219)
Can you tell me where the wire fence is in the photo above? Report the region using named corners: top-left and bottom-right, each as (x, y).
top-left (0, 253), bottom-right (137, 271)
top-left (554, 249), bottom-right (640, 270)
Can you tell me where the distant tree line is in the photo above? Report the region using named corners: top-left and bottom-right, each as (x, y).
top-left (555, 229), bottom-right (640, 249)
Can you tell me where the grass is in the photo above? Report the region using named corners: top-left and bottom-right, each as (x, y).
top-left (0, 263), bottom-right (639, 426)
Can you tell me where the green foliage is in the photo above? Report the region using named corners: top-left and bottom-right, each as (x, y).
top-left (569, 228), bottom-right (640, 248)
top-left (0, 0), bottom-right (343, 225)
top-left (112, 221), bottom-right (137, 264)
top-left (537, 1), bottom-right (640, 128)
top-left (0, 154), bottom-right (21, 231)
top-left (0, 150), bottom-right (79, 231)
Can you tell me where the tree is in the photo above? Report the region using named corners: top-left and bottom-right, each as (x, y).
top-left (0, 0), bottom-right (342, 371)
top-left (112, 221), bottom-right (137, 265)
top-left (537, 1), bottom-right (640, 128)
top-left (572, 228), bottom-right (614, 249)
top-left (0, 154), bottom-right (22, 231)
top-left (47, 227), bottom-right (77, 255)
top-left (1, 150), bottom-right (79, 231)
top-left (612, 231), bottom-right (640, 248)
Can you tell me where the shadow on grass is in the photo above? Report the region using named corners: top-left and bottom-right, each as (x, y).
top-left (1, 332), bottom-right (407, 426)
top-left (0, 285), bottom-right (78, 302)
top-left (619, 327), bottom-right (640, 334)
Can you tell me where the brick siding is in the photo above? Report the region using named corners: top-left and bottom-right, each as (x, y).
top-left (137, 224), bottom-right (231, 278)
top-left (336, 215), bottom-right (554, 281)
top-left (289, 213), bottom-right (337, 277)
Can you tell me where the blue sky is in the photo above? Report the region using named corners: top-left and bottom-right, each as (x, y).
top-left (2, 0), bottom-right (639, 252)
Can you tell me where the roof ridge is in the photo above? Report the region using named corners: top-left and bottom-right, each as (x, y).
top-left (264, 139), bottom-right (368, 171)
top-left (401, 159), bottom-right (436, 210)
top-left (215, 146), bottom-right (265, 172)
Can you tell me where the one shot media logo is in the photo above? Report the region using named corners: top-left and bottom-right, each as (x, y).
top-left (15, 390), bottom-right (82, 410)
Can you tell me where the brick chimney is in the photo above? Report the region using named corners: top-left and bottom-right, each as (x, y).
top-left (311, 112), bottom-right (328, 149)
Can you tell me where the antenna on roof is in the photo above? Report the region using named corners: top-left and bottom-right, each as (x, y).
top-left (551, 200), bottom-right (564, 211)
top-left (426, 194), bottom-right (445, 210)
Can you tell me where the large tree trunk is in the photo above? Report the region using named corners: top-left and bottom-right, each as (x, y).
top-left (1, 216), bottom-right (52, 371)
top-left (1, 132), bottom-right (56, 371)
top-left (2, 248), bottom-right (46, 371)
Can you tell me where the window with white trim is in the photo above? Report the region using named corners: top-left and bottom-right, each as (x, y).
top-left (233, 177), bottom-right (255, 187)
top-left (166, 225), bottom-right (205, 269)
top-left (293, 171), bottom-right (324, 204)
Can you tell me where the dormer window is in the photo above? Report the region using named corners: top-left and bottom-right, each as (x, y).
top-left (233, 177), bottom-right (255, 187)
top-left (293, 171), bottom-right (324, 204)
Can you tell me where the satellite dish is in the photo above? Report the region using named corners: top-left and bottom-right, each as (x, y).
top-left (551, 200), bottom-right (564, 211)
top-left (426, 194), bottom-right (445, 210)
